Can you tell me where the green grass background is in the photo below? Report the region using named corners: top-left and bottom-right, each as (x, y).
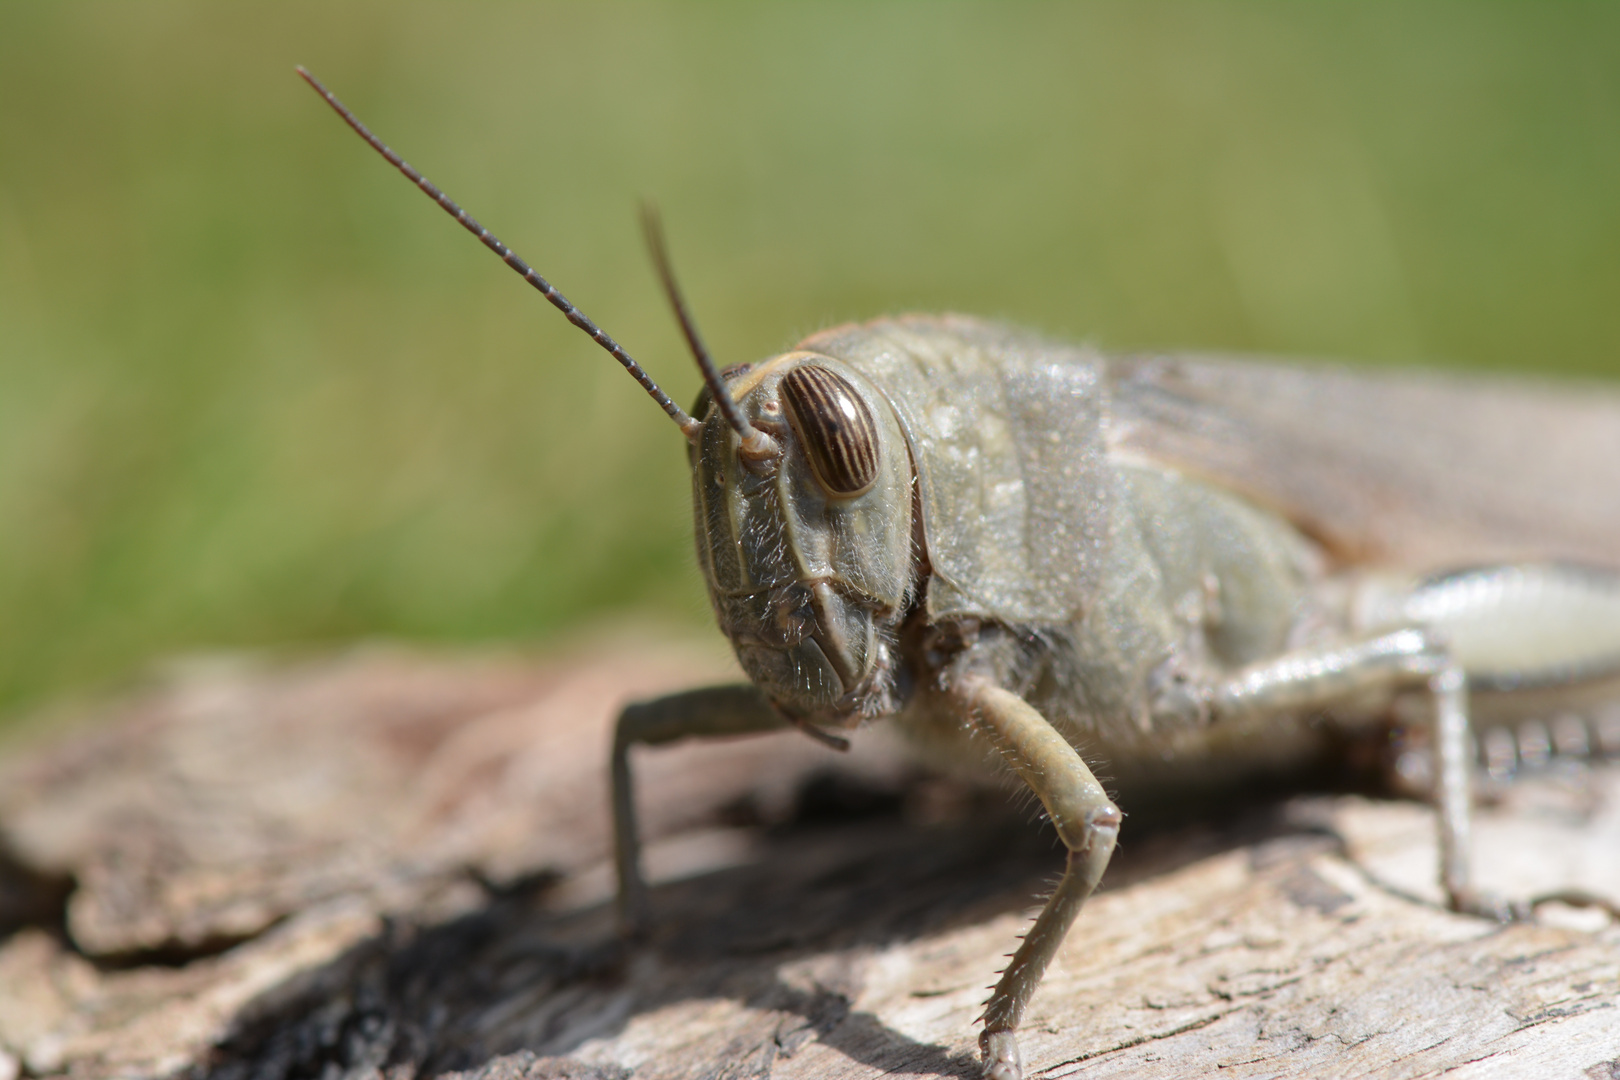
top-left (2, 3), bottom-right (1618, 726)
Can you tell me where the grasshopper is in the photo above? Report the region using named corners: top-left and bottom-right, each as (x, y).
top-left (300, 70), bottom-right (1620, 1080)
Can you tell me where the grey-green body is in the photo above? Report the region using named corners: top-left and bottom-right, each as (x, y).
top-left (656, 314), bottom-right (1620, 1078)
top-left (829, 316), bottom-right (1336, 784)
top-left (692, 315), bottom-right (1620, 775)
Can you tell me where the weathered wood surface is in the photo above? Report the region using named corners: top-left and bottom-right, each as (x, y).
top-left (1, 631), bottom-right (1618, 1080)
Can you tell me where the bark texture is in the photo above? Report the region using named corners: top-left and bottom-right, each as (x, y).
top-left (1, 632), bottom-right (1617, 1080)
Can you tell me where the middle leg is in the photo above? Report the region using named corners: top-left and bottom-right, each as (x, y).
top-left (1209, 628), bottom-right (1505, 917)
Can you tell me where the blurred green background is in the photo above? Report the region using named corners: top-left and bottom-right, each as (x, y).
top-left (2, 3), bottom-right (1618, 727)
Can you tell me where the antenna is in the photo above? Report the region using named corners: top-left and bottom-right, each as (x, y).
top-left (639, 204), bottom-right (779, 459)
top-left (296, 66), bottom-right (701, 441)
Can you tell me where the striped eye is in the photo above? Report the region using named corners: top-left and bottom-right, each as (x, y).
top-left (779, 364), bottom-right (880, 497)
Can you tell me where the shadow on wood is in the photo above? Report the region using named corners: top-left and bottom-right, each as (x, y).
top-left (200, 784), bottom-right (1325, 1080)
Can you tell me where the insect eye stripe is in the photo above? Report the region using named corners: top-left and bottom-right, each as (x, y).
top-left (781, 366), bottom-right (880, 496)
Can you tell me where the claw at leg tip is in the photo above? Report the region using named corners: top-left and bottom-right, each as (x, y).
top-left (980, 1030), bottom-right (1022, 1080)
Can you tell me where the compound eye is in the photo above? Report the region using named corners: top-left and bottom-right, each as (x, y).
top-left (779, 364), bottom-right (880, 497)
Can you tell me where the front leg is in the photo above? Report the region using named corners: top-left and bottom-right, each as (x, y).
top-left (611, 684), bottom-right (787, 934)
top-left (954, 677), bottom-right (1122, 1080)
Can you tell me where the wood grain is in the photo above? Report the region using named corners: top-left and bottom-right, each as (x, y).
top-left (0, 632), bottom-right (1616, 1080)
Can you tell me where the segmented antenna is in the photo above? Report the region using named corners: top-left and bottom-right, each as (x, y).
top-left (640, 204), bottom-right (779, 459)
top-left (296, 66), bottom-right (701, 441)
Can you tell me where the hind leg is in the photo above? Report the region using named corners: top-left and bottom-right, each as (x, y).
top-left (1352, 563), bottom-right (1620, 918)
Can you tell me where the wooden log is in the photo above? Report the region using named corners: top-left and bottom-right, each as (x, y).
top-left (0, 631), bottom-right (1617, 1080)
